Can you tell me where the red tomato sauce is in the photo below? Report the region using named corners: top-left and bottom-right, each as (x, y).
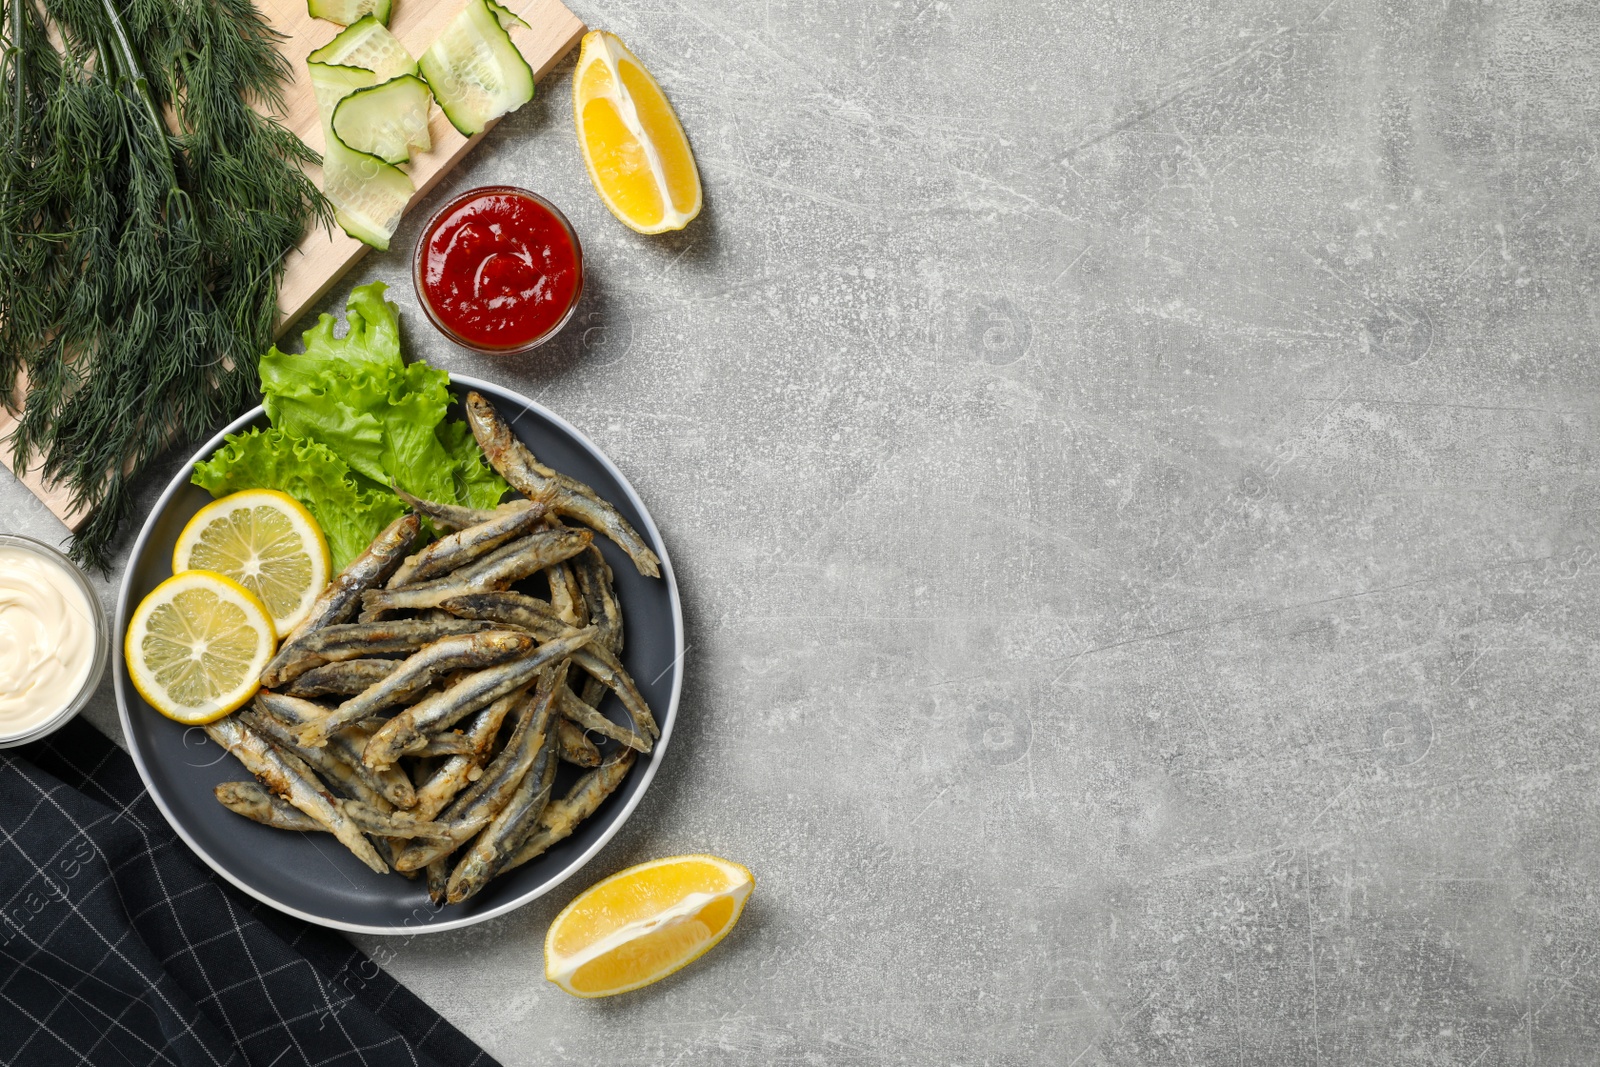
top-left (416, 188), bottom-right (582, 351)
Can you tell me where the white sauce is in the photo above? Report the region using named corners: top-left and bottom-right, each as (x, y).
top-left (0, 546), bottom-right (95, 737)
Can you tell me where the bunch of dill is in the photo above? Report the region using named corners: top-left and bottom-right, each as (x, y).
top-left (0, 0), bottom-right (329, 570)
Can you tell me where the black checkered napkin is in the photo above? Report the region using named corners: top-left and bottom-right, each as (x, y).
top-left (0, 718), bottom-right (501, 1067)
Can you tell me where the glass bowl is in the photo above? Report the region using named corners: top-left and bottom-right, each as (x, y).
top-left (412, 185), bottom-right (585, 355)
top-left (0, 534), bottom-right (109, 748)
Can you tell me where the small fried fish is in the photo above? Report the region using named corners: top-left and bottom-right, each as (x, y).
top-left (236, 705), bottom-right (391, 813)
top-left (446, 697), bottom-right (562, 902)
top-left (359, 527), bottom-right (592, 617)
top-left (396, 489), bottom-right (535, 532)
top-left (394, 676), bottom-right (559, 871)
top-left (297, 631), bottom-right (534, 748)
top-left (281, 659), bottom-right (401, 699)
top-left (363, 628), bottom-right (594, 770)
top-left (262, 513), bottom-right (420, 688)
top-left (546, 553), bottom-right (585, 627)
top-left (417, 733), bottom-right (475, 757)
top-left (268, 618), bottom-right (496, 685)
top-left (205, 717), bottom-right (387, 873)
top-left (410, 686), bottom-right (528, 820)
top-left (342, 802), bottom-right (452, 839)
top-left (504, 748), bottom-right (639, 872)
top-left (387, 501), bottom-right (550, 588)
top-left (214, 781), bottom-right (324, 833)
top-left (574, 546), bottom-right (622, 708)
top-left (256, 693), bottom-right (417, 809)
top-left (556, 717), bottom-right (602, 767)
top-left (558, 688), bottom-right (650, 753)
top-left (426, 857), bottom-right (450, 907)
top-left (440, 592), bottom-right (658, 740)
top-left (465, 391), bottom-right (661, 577)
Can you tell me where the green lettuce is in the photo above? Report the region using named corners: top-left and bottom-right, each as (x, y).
top-left (192, 428), bottom-right (407, 570)
top-left (192, 282), bottom-right (508, 569)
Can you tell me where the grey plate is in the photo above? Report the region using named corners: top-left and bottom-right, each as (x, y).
top-left (114, 375), bottom-right (682, 935)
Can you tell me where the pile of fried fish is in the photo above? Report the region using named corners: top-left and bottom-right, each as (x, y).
top-left (203, 392), bottom-right (663, 906)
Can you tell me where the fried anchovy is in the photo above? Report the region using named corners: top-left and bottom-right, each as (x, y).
top-left (387, 503), bottom-right (550, 588)
top-left (573, 546), bottom-right (622, 707)
top-left (426, 857), bottom-right (450, 906)
top-left (446, 706), bottom-right (561, 902)
top-left (360, 527), bottom-right (593, 617)
top-left (234, 708), bottom-right (410, 870)
top-left (439, 591), bottom-right (656, 735)
top-left (557, 717), bottom-right (602, 767)
top-left (546, 553), bottom-right (585, 627)
top-left (256, 694), bottom-right (416, 809)
top-left (504, 749), bottom-right (639, 872)
top-left (474, 412), bottom-right (621, 516)
top-left (573, 546), bottom-right (622, 649)
top-left (282, 659), bottom-right (401, 699)
top-left (263, 514), bottom-right (420, 688)
top-left (440, 592), bottom-right (659, 740)
top-left (342, 803), bottom-right (451, 839)
top-left (364, 629), bottom-right (594, 770)
top-left (297, 631), bottom-right (534, 748)
top-left (563, 640), bottom-right (658, 739)
top-left (236, 706), bottom-right (391, 813)
top-left (558, 687), bottom-right (650, 753)
top-left (395, 673), bottom-right (561, 871)
top-left (205, 718), bottom-right (387, 874)
top-left (465, 391), bottom-right (662, 578)
top-left (417, 734), bottom-right (474, 757)
top-left (267, 618), bottom-right (497, 685)
top-left (397, 489), bottom-right (535, 532)
top-left (214, 781), bottom-right (324, 833)
top-left (411, 686), bottom-right (528, 820)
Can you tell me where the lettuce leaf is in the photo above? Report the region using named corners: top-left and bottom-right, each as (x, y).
top-left (192, 428), bottom-right (407, 570)
top-left (192, 282), bottom-right (508, 569)
top-left (438, 419), bottom-right (515, 510)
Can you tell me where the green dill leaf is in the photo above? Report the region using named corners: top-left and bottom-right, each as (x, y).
top-left (0, 0), bottom-right (330, 571)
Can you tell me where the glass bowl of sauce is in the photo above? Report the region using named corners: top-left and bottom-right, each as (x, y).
top-left (0, 534), bottom-right (108, 748)
top-left (413, 185), bottom-right (584, 355)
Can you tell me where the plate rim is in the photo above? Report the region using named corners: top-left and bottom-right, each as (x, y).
top-left (113, 373), bottom-right (683, 935)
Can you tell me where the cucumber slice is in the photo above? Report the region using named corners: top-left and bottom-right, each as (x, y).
top-left (308, 0), bottom-right (392, 27)
top-left (308, 60), bottom-right (377, 127)
top-left (333, 74), bottom-right (433, 165)
top-left (308, 59), bottom-right (415, 250)
top-left (418, 0), bottom-right (534, 136)
top-left (324, 136), bottom-right (414, 251)
top-left (485, 0), bottom-right (529, 30)
top-left (308, 15), bottom-right (416, 80)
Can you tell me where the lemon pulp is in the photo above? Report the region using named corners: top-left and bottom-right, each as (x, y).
top-left (545, 854), bottom-right (753, 997)
top-left (174, 490), bottom-right (329, 639)
top-left (573, 31), bottom-right (702, 234)
top-left (125, 571), bottom-right (276, 725)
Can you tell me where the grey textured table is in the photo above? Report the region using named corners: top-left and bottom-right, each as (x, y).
top-left (6, 1), bottom-right (1597, 1062)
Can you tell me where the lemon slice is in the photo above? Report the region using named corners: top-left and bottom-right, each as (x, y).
top-left (173, 490), bottom-right (330, 639)
top-left (545, 854), bottom-right (753, 997)
top-left (125, 571), bottom-right (276, 725)
top-left (573, 30), bottom-right (702, 234)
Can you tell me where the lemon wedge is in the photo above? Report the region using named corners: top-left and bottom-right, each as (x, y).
top-left (173, 490), bottom-right (330, 639)
top-left (573, 30), bottom-right (702, 234)
top-left (125, 571), bottom-right (276, 725)
top-left (545, 854), bottom-right (753, 998)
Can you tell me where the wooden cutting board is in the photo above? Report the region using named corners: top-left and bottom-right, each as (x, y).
top-left (0, 0), bottom-right (584, 530)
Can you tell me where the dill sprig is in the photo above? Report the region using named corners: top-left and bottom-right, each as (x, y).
top-left (0, 0), bottom-right (329, 571)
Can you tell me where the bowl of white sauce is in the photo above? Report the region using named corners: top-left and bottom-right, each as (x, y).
top-left (0, 534), bottom-right (108, 748)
